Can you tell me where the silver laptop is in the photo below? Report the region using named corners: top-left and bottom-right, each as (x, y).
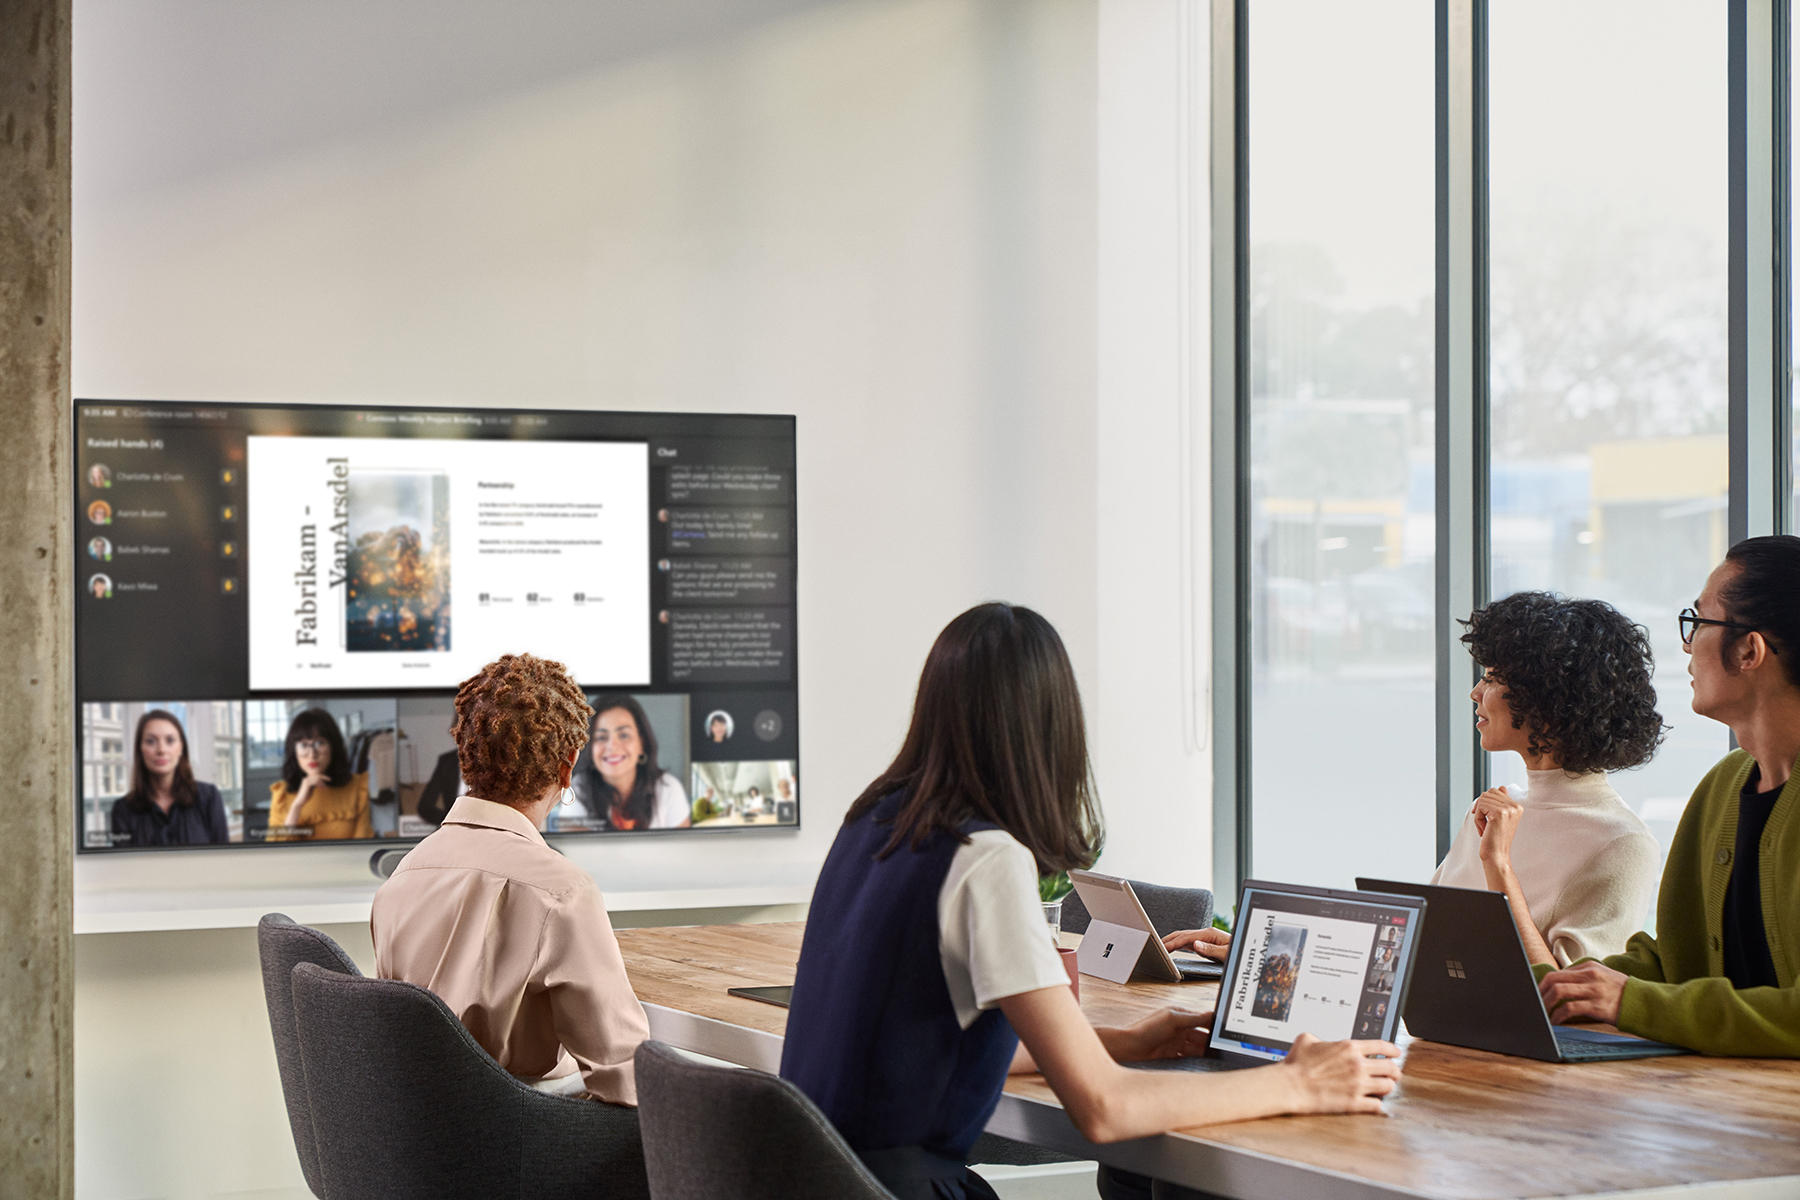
top-left (1068, 869), bottom-right (1223, 982)
top-left (1129, 879), bottom-right (1426, 1070)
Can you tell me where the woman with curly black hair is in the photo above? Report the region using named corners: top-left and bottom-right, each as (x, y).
top-left (1433, 591), bottom-right (1666, 966)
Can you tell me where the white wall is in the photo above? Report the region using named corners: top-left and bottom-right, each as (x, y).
top-left (1090, 0), bottom-right (1213, 891)
top-left (70, 0), bottom-right (1213, 1194)
top-left (75, 0), bottom-right (1099, 909)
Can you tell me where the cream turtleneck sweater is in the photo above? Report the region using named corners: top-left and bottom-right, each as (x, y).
top-left (1430, 769), bottom-right (1660, 966)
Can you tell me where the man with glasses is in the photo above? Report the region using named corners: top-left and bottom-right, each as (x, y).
top-left (1536, 535), bottom-right (1800, 1055)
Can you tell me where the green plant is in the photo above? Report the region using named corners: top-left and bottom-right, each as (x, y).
top-left (1212, 911), bottom-right (1233, 933)
top-left (1038, 871), bottom-right (1072, 903)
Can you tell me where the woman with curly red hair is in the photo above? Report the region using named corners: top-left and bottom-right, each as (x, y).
top-left (371, 653), bottom-right (649, 1104)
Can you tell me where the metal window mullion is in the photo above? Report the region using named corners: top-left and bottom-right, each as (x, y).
top-left (1435, 0), bottom-right (1488, 860)
top-left (1210, 0), bottom-right (1249, 901)
top-left (1775, 0), bottom-right (1794, 533)
top-left (1731, 0), bottom-right (1784, 543)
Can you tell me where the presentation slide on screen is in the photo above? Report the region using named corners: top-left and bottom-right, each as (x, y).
top-left (1220, 904), bottom-right (1379, 1046)
top-left (247, 436), bottom-right (649, 690)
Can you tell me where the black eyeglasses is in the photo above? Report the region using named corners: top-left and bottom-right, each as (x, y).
top-left (1679, 607), bottom-right (1769, 649)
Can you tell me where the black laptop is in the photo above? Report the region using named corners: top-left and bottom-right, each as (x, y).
top-left (1128, 879), bottom-right (1425, 1072)
top-left (1355, 878), bottom-right (1688, 1063)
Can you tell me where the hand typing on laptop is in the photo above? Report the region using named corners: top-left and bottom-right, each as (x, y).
top-left (1161, 927), bottom-right (1232, 961)
top-left (1538, 961), bottom-right (1628, 1025)
top-left (1104, 1006), bottom-right (1217, 1063)
top-left (1281, 1035), bottom-right (1404, 1112)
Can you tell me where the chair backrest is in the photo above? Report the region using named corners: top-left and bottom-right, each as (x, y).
top-left (257, 913), bottom-right (363, 1197)
top-left (1060, 880), bottom-right (1214, 938)
top-left (634, 1040), bottom-right (895, 1200)
top-left (289, 962), bottom-right (648, 1200)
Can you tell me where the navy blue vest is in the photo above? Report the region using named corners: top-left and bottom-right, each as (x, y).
top-left (780, 793), bottom-right (1019, 1161)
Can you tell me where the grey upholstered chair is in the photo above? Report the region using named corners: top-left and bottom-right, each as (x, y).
top-left (633, 1039), bottom-right (895, 1200)
top-left (1061, 880), bottom-right (1215, 939)
top-left (290, 961), bottom-right (650, 1200)
top-left (257, 912), bottom-right (364, 1198)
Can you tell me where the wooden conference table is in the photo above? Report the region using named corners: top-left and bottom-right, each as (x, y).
top-left (615, 923), bottom-right (1800, 1200)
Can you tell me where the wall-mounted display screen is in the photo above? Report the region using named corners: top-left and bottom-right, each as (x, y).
top-left (74, 400), bottom-right (798, 852)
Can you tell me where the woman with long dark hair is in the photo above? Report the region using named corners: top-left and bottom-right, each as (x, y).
top-left (265, 708), bottom-right (372, 841)
top-left (108, 709), bottom-right (229, 846)
top-left (779, 603), bottom-right (1399, 1200)
top-left (567, 695), bottom-right (690, 830)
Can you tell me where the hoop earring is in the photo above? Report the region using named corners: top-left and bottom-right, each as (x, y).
top-left (559, 786), bottom-right (575, 807)
top-left (637, 753), bottom-right (647, 765)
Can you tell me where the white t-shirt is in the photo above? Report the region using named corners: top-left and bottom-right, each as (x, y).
top-left (936, 829), bottom-right (1073, 1029)
top-left (561, 771), bottom-right (690, 829)
top-left (648, 773), bottom-right (690, 828)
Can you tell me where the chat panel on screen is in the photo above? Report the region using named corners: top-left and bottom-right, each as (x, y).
top-left (247, 437), bottom-right (651, 689)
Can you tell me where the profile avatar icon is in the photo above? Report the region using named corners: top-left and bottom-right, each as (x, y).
top-left (88, 574), bottom-right (113, 599)
top-left (88, 464), bottom-right (112, 488)
top-left (706, 710), bottom-right (734, 743)
top-left (87, 500), bottom-right (112, 526)
top-left (87, 537), bottom-right (113, 562)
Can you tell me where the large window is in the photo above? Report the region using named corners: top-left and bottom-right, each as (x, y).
top-left (1246, 0), bottom-right (1436, 889)
top-left (1488, 0), bottom-right (1729, 858)
top-left (1219, 0), bottom-right (1787, 897)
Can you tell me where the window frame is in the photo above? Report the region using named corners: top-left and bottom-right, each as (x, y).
top-left (1209, 0), bottom-right (1793, 901)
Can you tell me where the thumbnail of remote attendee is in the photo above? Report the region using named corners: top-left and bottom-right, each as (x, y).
top-left (1539, 537), bottom-right (1800, 1056)
top-left (265, 709), bottom-right (373, 841)
top-left (372, 653), bottom-right (649, 1103)
top-left (89, 463), bottom-right (112, 488)
top-left (413, 747), bottom-right (462, 827)
top-left (88, 537), bottom-right (111, 561)
top-left (108, 709), bottom-right (230, 846)
top-left (1433, 592), bottom-right (1665, 965)
top-left (706, 710), bottom-right (733, 743)
top-left (568, 695), bottom-right (690, 830)
top-left (87, 500), bottom-right (111, 525)
top-left (780, 602), bottom-right (1399, 1200)
top-left (89, 574), bottom-right (113, 599)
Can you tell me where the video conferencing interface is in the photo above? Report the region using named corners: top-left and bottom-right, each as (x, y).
top-left (1211, 886), bottom-right (1417, 1062)
top-left (75, 401), bottom-right (798, 851)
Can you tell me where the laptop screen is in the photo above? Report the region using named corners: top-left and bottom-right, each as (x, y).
top-left (1209, 881), bottom-right (1422, 1063)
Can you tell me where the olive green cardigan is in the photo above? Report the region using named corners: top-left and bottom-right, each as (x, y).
top-left (1537, 749), bottom-right (1800, 1056)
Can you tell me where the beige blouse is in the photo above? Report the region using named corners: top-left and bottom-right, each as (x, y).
top-left (371, 796), bottom-right (649, 1104)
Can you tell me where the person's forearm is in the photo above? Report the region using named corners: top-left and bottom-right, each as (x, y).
top-left (1092, 1025), bottom-right (1137, 1063)
top-left (1064, 1061), bottom-right (1306, 1142)
top-left (1487, 863), bottom-right (1556, 965)
top-left (1620, 977), bottom-right (1800, 1056)
top-left (1024, 1022), bottom-right (1142, 1071)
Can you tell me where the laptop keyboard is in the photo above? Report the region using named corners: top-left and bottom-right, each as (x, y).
top-left (1553, 1029), bottom-right (1687, 1060)
top-left (1555, 1038), bottom-right (1643, 1061)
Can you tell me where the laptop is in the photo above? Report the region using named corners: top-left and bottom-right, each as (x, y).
top-left (1127, 879), bottom-right (1426, 1071)
top-left (1355, 878), bottom-right (1688, 1063)
top-left (1068, 870), bottom-right (1224, 981)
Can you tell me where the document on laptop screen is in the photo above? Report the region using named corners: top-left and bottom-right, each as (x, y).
top-left (1212, 888), bottom-right (1415, 1061)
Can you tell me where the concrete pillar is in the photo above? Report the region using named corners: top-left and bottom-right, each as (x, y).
top-left (0, 0), bottom-right (75, 1196)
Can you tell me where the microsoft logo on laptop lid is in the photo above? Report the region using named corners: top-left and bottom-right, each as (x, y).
top-left (1446, 960), bottom-right (1466, 979)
